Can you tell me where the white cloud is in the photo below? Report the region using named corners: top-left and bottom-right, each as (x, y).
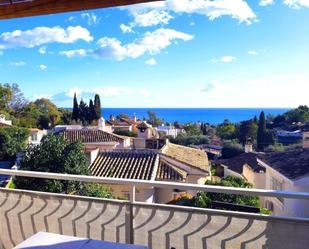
top-left (39, 46), bottom-right (46, 54)
top-left (145, 58), bottom-right (157, 65)
top-left (190, 21), bottom-right (195, 26)
top-left (81, 12), bottom-right (101, 26)
top-left (10, 61), bottom-right (25, 66)
top-left (259, 0), bottom-right (274, 6)
top-left (221, 56), bottom-right (236, 62)
top-left (50, 86), bottom-right (150, 104)
top-left (120, 24), bottom-right (134, 33)
top-left (0, 26), bottom-right (93, 49)
top-left (95, 28), bottom-right (193, 60)
top-left (284, 0), bottom-right (309, 8)
top-left (39, 64), bottom-right (47, 70)
top-left (67, 16), bottom-right (76, 22)
top-left (125, 0), bottom-right (256, 24)
top-left (60, 49), bottom-right (88, 58)
top-left (62, 28), bottom-right (193, 60)
top-left (248, 50), bottom-right (259, 55)
top-left (133, 10), bottom-right (173, 27)
top-left (120, 10), bottom-right (172, 33)
top-left (200, 81), bottom-right (216, 92)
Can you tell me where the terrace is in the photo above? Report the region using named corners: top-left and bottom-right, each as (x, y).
top-left (0, 168), bottom-right (309, 249)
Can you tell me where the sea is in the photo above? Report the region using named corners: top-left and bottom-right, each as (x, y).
top-left (101, 108), bottom-right (290, 124)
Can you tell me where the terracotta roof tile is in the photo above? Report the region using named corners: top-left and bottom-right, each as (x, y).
top-left (59, 129), bottom-right (124, 143)
top-left (161, 143), bottom-right (209, 172)
top-left (90, 150), bottom-right (158, 180)
top-left (156, 161), bottom-right (186, 182)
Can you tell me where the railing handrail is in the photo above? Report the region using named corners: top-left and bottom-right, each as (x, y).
top-left (0, 168), bottom-right (309, 200)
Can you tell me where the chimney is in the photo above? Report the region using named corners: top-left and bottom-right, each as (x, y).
top-left (98, 117), bottom-right (106, 131)
top-left (303, 129), bottom-right (309, 149)
top-left (245, 138), bottom-right (253, 153)
top-left (133, 113), bottom-right (137, 123)
top-left (110, 115), bottom-right (115, 122)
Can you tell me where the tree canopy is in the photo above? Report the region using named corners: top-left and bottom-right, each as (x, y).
top-left (14, 134), bottom-right (113, 198)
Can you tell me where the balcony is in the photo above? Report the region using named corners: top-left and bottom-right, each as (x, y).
top-left (0, 169), bottom-right (309, 249)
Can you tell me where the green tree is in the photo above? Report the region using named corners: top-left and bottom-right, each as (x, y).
top-left (72, 93), bottom-right (80, 122)
top-left (237, 120), bottom-right (258, 145)
top-left (14, 134), bottom-right (113, 198)
top-left (88, 99), bottom-right (96, 124)
top-left (257, 111), bottom-right (271, 151)
top-left (221, 141), bottom-right (244, 159)
top-left (0, 83), bottom-right (12, 110)
top-left (8, 83), bottom-right (28, 112)
top-left (34, 98), bottom-right (60, 127)
top-left (147, 111), bottom-right (163, 127)
top-left (0, 127), bottom-right (29, 160)
top-left (79, 99), bottom-right (88, 125)
top-left (216, 119), bottom-right (237, 140)
top-left (94, 94), bottom-right (101, 120)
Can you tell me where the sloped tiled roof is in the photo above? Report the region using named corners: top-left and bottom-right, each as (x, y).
top-left (215, 153), bottom-right (264, 175)
top-left (161, 143), bottom-right (209, 172)
top-left (59, 129), bottom-right (124, 143)
top-left (90, 150), bottom-right (158, 180)
top-left (156, 161), bottom-right (186, 182)
top-left (258, 148), bottom-right (309, 180)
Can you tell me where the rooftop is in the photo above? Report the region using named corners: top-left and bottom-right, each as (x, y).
top-left (215, 152), bottom-right (265, 175)
top-left (161, 142), bottom-right (209, 172)
top-left (259, 148), bottom-right (309, 180)
top-left (58, 129), bottom-right (124, 144)
top-left (90, 150), bottom-right (158, 180)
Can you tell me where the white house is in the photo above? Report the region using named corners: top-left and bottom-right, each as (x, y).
top-left (89, 142), bottom-right (210, 204)
top-left (156, 125), bottom-right (184, 138)
top-left (28, 128), bottom-right (48, 145)
top-left (0, 114), bottom-right (12, 127)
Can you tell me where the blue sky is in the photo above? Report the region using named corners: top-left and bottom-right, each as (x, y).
top-left (0, 0), bottom-right (309, 108)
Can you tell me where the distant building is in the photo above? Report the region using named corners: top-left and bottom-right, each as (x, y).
top-left (156, 125), bottom-right (185, 138)
top-left (259, 148), bottom-right (309, 217)
top-left (107, 115), bottom-right (133, 132)
top-left (89, 142), bottom-right (210, 203)
top-left (57, 129), bottom-right (131, 150)
top-left (28, 128), bottom-right (48, 145)
top-left (54, 125), bottom-right (83, 133)
top-left (0, 115), bottom-right (12, 127)
top-left (214, 133), bottom-right (309, 217)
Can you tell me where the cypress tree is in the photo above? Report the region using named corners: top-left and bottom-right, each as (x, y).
top-left (79, 99), bottom-right (88, 124)
top-left (88, 99), bottom-right (96, 124)
top-left (257, 111), bottom-right (266, 151)
top-left (94, 94), bottom-right (101, 119)
top-left (72, 93), bottom-right (80, 122)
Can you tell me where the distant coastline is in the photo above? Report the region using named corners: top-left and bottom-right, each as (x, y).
top-left (91, 108), bottom-right (290, 124)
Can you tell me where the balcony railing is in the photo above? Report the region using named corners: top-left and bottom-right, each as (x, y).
top-left (0, 168), bottom-right (309, 249)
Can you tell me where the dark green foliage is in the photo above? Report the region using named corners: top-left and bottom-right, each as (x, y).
top-left (237, 119), bottom-right (258, 145)
top-left (0, 127), bottom-right (29, 160)
top-left (79, 99), bottom-right (89, 125)
top-left (72, 93), bottom-right (80, 122)
top-left (37, 115), bottom-right (50, 129)
top-left (257, 111), bottom-right (266, 151)
top-left (272, 105), bottom-right (309, 126)
top-left (221, 141), bottom-right (244, 159)
top-left (14, 134), bottom-right (113, 198)
top-left (113, 130), bottom-right (137, 137)
top-left (181, 176), bottom-right (261, 212)
top-left (0, 83), bottom-right (12, 110)
top-left (94, 94), bottom-right (101, 119)
top-left (147, 111), bottom-right (163, 127)
top-left (88, 99), bottom-right (96, 124)
top-left (216, 119), bottom-right (237, 140)
top-left (170, 134), bottom-right (209, 146)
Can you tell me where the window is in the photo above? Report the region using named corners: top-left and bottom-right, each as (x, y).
top-left (31, 133), bottom-right (38, 141)
top-left (271, 177), bottom-right (284, 203)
